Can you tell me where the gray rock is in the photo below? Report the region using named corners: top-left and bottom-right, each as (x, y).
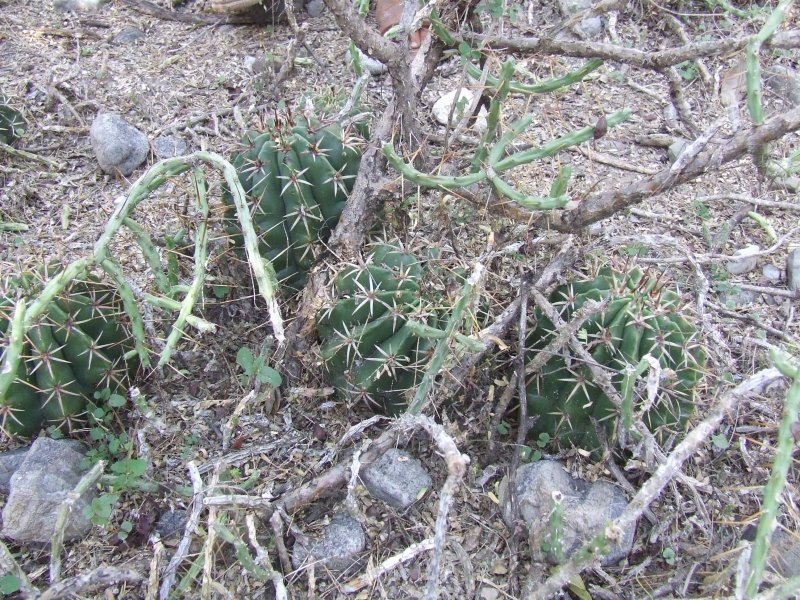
top-left (557, 0), bottom-right (602, 37)
top-left (500, 461), bottom-right (635, 565)
top-left (152, 135), bottom-right (187, 159)
top-left (1, 438), bottom-right (95, 543)
top-left (305, 0), bottom-right (324, 17)
top-left (720, 288), bottom-right (758, 308)
top-left (113, 27), bottom-right (145, 45)
top-left (762, 264), bottom-right (782, 284)
top-left (54, 0), bottom-right (105, 11)
top-left (788, 248), bottom-right (800, 292)
top-left (0, 447), bottom-right (29, 496)
top-left (726, 244), bottom-right (760, 275)
top-left (292, 513), bottom-right (365, 572)
top-left (90, 112), bottom-right (149, 176)
top-left (155, 509), bottom-right (188, 542)
top-left (362, 448), bottom-right (432, 509)
top-left (767, 529), bottom-right (800, 577)
top-left (764, 66), bottom-right (800, 108)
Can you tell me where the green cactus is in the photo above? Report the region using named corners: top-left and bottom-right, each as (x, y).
top-left (526, 266), bottom-right (706, 454)
top-left (0, 93), bottom-right (26, 145)
top-left (0, 266), bottom-right (138, 438)
top-left (224, 113), bottom-right (364, 292)
top-left (316, 244), bottom-right (439, 415)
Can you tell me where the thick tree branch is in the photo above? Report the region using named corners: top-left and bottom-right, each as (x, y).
top-left (540, 105), bottom-right (800, 231)
top-left (460, 29), bottom-right (800, 70)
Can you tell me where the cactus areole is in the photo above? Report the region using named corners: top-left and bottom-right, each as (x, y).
top-left (526, 266), bottom-right (706, 454)
top-left (223, 113), bottom-right (364, 293)
top-left (0, 267), bottom-right (138, 438)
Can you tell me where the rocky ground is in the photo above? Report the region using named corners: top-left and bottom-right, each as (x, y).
top-left (2, 0), bottom-right (800, 598)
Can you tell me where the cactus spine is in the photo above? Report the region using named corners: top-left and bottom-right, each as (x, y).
top-left (0, 267), bottom-right (138, 438)
top-left (225, 113), bottom-right (364, 292)
top-left (526, 266), bottom-right (706, 453)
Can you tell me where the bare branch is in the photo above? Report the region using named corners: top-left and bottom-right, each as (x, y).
top-left (461, 29), bottom-right (800, 70)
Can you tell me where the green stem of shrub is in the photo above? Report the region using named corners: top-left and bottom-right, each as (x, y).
top-left (745, 350), bottom-right (800, 598)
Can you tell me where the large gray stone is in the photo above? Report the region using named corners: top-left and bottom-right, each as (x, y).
top-left (500, 461), bottom-right (635, 565)
top-left (1, 438), bottom-right (95, 543)
top-left (90, 112), bottom-right (149, 176)
top-left (292, 513), bottom-right (365, 572)
top-left (0, 447), bottom-right (29, 496)
top-left (362, 448), bottom-right (432, 510)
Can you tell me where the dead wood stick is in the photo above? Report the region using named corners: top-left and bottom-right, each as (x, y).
top-left (460, 29), bottom-right (800, 70)
top-left (540, 105), bottom-right (800, 231)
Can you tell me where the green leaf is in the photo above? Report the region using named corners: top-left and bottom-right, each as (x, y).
top-left (496, 420), bottom-right (510, 436)
top-left (111, 458), bottom-right (147, 478)
top-left (108, 393), bottom-right (127, 408)
top-left (256, 366), bottom-right (282, 387)
top-left (0, 574), bottom-right (21, 595)
top-left (236, 346), bottom-right (254, 372)
top-left (712, 434), bottom-right (730, 450)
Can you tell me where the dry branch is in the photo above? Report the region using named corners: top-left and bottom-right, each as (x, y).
top-left (540, 105), bottom-right (800, 231)
top-left (461, 29), bottom-right (800, 70)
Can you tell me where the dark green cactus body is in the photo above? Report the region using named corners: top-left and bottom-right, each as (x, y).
top-left (0, 93), bottom-right (26, 144)
top-left (316, 245), bottom-right (436, 415)
top-left (224, 115), bottom-right (364, 293)
top-left (526, 266), bottom-right (706, 453)
top-left (0, 268), bottom-right (138, 438)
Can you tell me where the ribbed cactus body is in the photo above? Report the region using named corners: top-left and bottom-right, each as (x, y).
top-left (0, 268), bottom-right (137, 438)
top-left (225, 115), bottom-right (364, 292)
top-left (526, 267), bottom-right (706, 453)
top-left (0, 93), bottom-right (26, 144)
top-left (317, 245), bottom-right (435, 415)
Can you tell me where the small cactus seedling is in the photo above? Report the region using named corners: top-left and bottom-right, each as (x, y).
top-left (526, 266), bottom-right (706, 454)
top-left (0, 266), bottom-right (138, 438)
top-left (0, 92), bottom-right (26, 145)
top-left (316, 244), bottom-right (438, 415)
top-left (224, 112), bottom-right (364, 292)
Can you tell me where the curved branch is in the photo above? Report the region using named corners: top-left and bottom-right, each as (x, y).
top-left (460, 29), bottom-right (800, 70)
top-left (539, 104), bottom-right (800, 231)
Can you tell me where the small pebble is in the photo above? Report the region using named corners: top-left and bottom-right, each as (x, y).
top-left (762, 264), bottom-right (782, 284)
top-left (113, 26), bottom-right (145, 45)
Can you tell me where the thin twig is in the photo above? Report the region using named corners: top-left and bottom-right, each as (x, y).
top-left (159, 461), bottom-right (204, 600)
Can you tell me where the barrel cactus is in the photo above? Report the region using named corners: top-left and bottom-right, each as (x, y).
top-left (224, 113), bottom-right (364, 292)
top-left (526, 266), bottom-right (706, 454)
top-left (0, 267), bottom-right (138, 438)
top-left (317, 244), bottom-right (437, 415)
top-left (0, 93), bottom-right (26, 145)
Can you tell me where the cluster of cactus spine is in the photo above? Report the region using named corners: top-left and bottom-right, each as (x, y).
top-left (224, 111), bottom-right (364, 292)
top-left (526, 265), bottom-right (706, 454)
top-left (0, 92), bottom-right (26, 145)
top-left (0, 266), bottom-right (137, 438)
top-left (316, 244), bottom-right (440, 415)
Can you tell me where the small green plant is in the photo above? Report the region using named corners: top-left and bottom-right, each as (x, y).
top-left (662, 547), bottom-right (677, 565)
top-left (84, 493), bottom-right (119, 527)
top-left (236, 345), bottom-right (282, 388)
top-left (526, 265), bottom-right (707, 454)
